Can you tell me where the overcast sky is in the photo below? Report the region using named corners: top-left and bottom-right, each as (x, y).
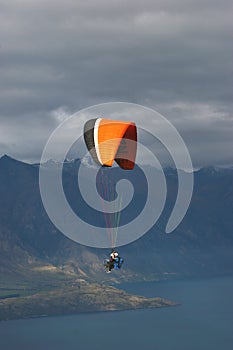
top-left (0, 0), bottom-right (232, 167)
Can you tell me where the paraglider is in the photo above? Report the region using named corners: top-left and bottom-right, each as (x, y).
top-left (84, 118), bottom-right (137, 272)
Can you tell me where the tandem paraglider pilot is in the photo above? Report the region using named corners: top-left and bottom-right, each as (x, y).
top-left (104, 249), bottom-right (124, 273)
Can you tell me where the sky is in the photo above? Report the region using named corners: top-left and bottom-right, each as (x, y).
top-left (0, 0), bottom-right (232, 167)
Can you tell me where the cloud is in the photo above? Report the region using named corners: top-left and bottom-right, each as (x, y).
top-left (0, 0), bottom-right (232, 166)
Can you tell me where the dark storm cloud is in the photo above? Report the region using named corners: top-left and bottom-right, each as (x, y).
top-left (0, 0), bottom-right (232, 166)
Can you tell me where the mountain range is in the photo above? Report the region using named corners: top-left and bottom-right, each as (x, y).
top-left (0, 154), bottom-right (233, 283)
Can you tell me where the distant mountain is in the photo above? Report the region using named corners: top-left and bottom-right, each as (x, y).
top-left (0, 155), bottom-right (233, 282)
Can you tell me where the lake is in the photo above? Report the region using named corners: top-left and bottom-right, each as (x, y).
top-left (0, 276), bottom-right (233, 350)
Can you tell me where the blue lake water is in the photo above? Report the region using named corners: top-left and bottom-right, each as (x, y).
top-left (0, 276), bottom-right (233, 350)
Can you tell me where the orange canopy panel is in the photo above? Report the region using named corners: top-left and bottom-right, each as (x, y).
top-left (84, 118), bottom-right (137, 170)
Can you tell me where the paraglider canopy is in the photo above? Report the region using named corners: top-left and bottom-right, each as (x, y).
top-left (84, 118), bottom-right (137, 170)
